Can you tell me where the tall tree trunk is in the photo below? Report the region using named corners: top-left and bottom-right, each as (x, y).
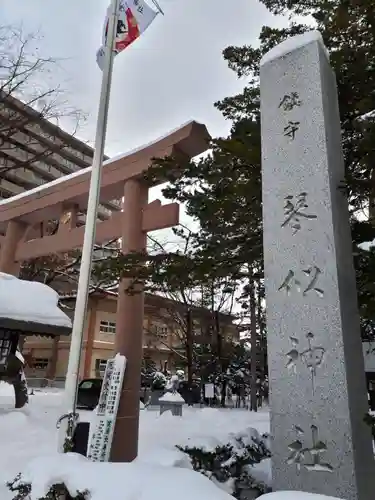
top-left (257, 278), bottom-right (267, 401)
top-left (186, 309), bottom-right (193, 405)
top-left (46, 335), bottom-right (60, 380)
top-left (215, 311), bottom-right (226, 408)
top-left (370, 168), bottom-right (375, 226)
top-left (249, 268), bottom-right (258, 412)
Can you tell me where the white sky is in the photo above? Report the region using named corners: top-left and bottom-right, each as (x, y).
top-left (1, 0), bottom-right (290, 156)
top-left (1, 0), bottom-right (293, 237)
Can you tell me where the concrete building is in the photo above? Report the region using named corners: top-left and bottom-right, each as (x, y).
top-left (0, 92), bottom-right (121, 225)
top-left (23, 290), bottom-right (239, 381)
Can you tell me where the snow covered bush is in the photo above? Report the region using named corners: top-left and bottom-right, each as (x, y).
top-left (176, 431), bottom-right (271, 499)
top-left (7, 472), bottom-right (89, 500)
top-left (152, 371), bottom-right (167, 390)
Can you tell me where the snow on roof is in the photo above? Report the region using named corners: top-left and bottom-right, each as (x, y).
top-left (0, 272), bottom-right (72, 328)
top-left (0, 120), bottom-right (195, 208)
top-left (159, 391), bottom-right (185, 403)
top-left (260, 30), bottom-right (329, 67)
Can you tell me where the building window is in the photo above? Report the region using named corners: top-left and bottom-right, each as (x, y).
top-left (151, 323), bottom-right (168, 338)
top-left (33, 358), bottom-right (49, 370)
top-left (99, 320), bottom-right (116, 334)
top-left (159, 326), bottom-right (168, 337)
top-left (95, 358), bottom-right (108, 377)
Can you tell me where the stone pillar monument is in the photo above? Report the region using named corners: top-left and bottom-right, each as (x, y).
top-left (260, 31), bottom-right (374, 499)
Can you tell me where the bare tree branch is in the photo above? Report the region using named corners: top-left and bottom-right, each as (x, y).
top-left (0, 25), bottom-right (87, 180)
top-left (143, 229), bottom-right (239, 352)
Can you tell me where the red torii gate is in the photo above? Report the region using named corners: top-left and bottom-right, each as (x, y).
top-left (0, 121), bottom-right (210, 461)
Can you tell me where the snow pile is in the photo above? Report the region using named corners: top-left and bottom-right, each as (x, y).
top-left (261, 493), bottom-right (344, 500)
top-left (260, 31), bottom-right (329, 66)
top-left (136, 448), bottom-right (191, 469)
top-left (358, 239), bottom-right (375, 251)
top-left (138, 406), bottom-right (270, 455)
top-left (13, 452), bottom-right (235, 500)
top-left (159, 391), bottom-right (185, 403)
top-left (0, 273), bottom-right (71, 327)
top-left (137, 407), bottom-right (271, 488)
top-left (0, 381), bottom-right (15, 399)
top-left (0, 389), bottom-right (270, 499)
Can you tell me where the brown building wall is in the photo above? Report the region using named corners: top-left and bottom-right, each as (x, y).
top-left (23, 294), bottom-right (239, 382)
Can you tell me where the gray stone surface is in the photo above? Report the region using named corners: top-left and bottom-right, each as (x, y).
top-left (260, 35), bottom-right (375, 499)
top-left (150, 389), bottom-right (164, 405)
top-left (159, 400), bottom-right (183, 416)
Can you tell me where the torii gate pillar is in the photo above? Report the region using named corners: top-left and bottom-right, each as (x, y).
top-left (110, 179), bottom-right (178, 462)
top-left (0, 220), bottom-right (27, 276)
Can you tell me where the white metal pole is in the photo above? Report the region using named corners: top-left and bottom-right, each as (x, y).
top-left (58, 0), bottom-right (120, 452)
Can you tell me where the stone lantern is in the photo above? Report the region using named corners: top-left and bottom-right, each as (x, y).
top-left (0, 273), bottom-right (72, 407)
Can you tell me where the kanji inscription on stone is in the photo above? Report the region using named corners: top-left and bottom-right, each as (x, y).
top-left (260, 31), bottom-right (374, 498)
top-left (281, 192), bottom-right (317, 234)
top-left (286, 333), bottom-right (325, 394)
top-left (279, 92), bottom-right (302, 111)
top-left (278, 266), bottom-right (324, 298)
top-left (284, 121), bottom-right (300, 140)
top-left (287, 424), bottom-right (333, 473)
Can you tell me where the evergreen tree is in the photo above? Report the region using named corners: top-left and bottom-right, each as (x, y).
top-left (144, 0), bottom-right (375, 335)
top-left (141, 354), bottom-right (157, 386)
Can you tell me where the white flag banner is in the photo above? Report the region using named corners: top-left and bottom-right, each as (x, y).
top-left (97, 0), bottom-right (158, 70)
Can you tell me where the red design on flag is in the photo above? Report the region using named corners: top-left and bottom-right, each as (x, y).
top-left (103, 8), bottom-right (140, 52)
top-left (116, 8), bottom-right (140, 51)
top-left (97, 0), bottom-right (157, 70)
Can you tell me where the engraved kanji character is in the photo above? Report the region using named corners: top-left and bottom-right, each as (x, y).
top-left (279, 92), bottom-right (302, 111)
top-left (286, 333), bottom-right (325, 394)
top-left (287, 425), bottom-right (333, 472)
top-left (278, 267), bottom-right (324, 298)
top-left (278, 270), bottom-right (301, 295)
top-left (284, 121), bottom-right (300, 139)
top-left (286, 337), bottom-right (300, 374)
top-left (302, 266), bottom-right (324, 297)
top-left (281, 192), bottom-right (317, 234)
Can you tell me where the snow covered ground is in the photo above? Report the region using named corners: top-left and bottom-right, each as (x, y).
top-left (0, 383), bottom-right (345, 500)
top-left (0, 382), bottom-right (270, 499)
